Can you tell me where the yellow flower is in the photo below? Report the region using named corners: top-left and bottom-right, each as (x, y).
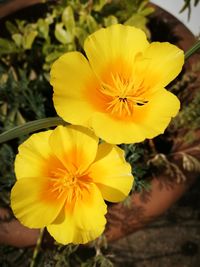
top-left (11, 125), bottom-right (133, 244)
top-left (51, 24), bottom-right (184, 144)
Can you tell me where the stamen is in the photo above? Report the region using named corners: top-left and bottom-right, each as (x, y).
top-left (49, 167), bottom-right (91, 201)
top-left (101, 73), bottom-right (148, 117)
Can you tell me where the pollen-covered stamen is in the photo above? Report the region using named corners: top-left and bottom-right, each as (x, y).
top-left (50, 168), bottom-right (90, 201)
top-left (100, 73), bottom-right (148, 116)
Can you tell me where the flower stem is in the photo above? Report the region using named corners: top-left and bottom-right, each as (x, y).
top-left (185, 40), bottom-right (200, 60)
top-left (30, 228), bottom-right (44, 267)
top-left (0, 117), bottom-right (67, 144)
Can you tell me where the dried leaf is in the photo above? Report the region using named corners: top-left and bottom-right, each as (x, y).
top-left (182, 153), bottom-right (200, 172)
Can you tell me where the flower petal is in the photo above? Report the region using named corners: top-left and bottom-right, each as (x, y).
top-left (51, 51), bottom-right (98, 125)
top-left (15, 131), bottom-right (52, 179)
top-left (91, 88), bottom-right (180, 144)
top-left (49, 125), bottom-right (98, 174)
top-left (91, 113), bottom-right (147, 144)
top-left (47, 184), bottom-right (107, 244)
top-left (11, 177), bottom-right (66, 228)
top-left (88, 143), bottom-right (133, 202)
top-left (133, 88), bottom-right (180, 133)
top-left (140, 42), bottom-right (184, 89)
top-left (84, 24), bottom-right (149, 77)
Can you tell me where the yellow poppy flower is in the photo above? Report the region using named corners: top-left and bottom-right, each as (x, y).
top-left (51, 24), bottom-right (184, 144)
top-left (11, 125), bottom-right (133, 244)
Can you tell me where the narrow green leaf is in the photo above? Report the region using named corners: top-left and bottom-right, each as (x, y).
top-left (74, 27), bottom-right (88, 47)
top-left (5, 21), bottom-right (18, 35)
top-left (0, 117), bottom-right (67, 144)
top-left (185, 40), bottom-right (200, 60)
top-left (87, 15), bottom-right (99, 33)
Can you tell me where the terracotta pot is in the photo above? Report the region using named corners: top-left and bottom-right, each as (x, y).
top-left (0, 4), bottom-right (200, 247)
top-left (0, 0), bottom-right (43, 19)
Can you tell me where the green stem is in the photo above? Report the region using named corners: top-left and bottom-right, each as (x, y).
top-left (185, 40), bottom-right (200, 60)
top-left (30, 228), bottom-right (44, 267)
top-left (0, 117), bottom-right (67, 144)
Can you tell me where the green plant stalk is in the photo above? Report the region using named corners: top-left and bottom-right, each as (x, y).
top-left (0, 117), bottom-right (66, 144)
top-left (185, 40), bottom-right (200, 60)
top-left (30, 228), bottom-right (44, 267)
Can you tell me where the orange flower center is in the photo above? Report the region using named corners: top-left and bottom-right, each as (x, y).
top-left (99, 73), bottom-right (148, 117)
top-left (49, 167), bottom-right (91, 202)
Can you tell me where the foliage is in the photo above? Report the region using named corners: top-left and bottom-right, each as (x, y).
top-left (180, 0), bottom-right (200, 19)
top-left (172, 84), bottom-right (200, 132)
top-left (122, 143), bottom-right (151, 192)
top-left (170, 64), bottom-right (200, 143)
top-left (0, 0), bottom-right (153, 72)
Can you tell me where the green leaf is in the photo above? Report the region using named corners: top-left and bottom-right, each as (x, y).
top-left (124, 13), bottom-right (150, 37)
top-left (37, 18), bottom-right (49, 40)
top-left (12, 33), bottom-right (23, 47)
top-left (5, 21), bottom-right (18, 35)
top-left (0, 38), bottom-right (18, 55)
top-left (45, 51), bottom-right (64, 63)
top-left (138, 0), bottom-right (148, 12)
top-left (93, 0), bottom-right (107, 11)
top-left (139, 7), bottom-right (155, 17)
top-left (55, 23), bottom-right (73, 44)
top-left (16, 111), bottom-right (26, 125)
top-left (125, 13), bottom-right (146, 28)
top-left (74, 27), bottom-right (88, 47)
top-left (86, 15), bottom-right (99, 33)
top-left (22, 30), bottom-right (38, 49)
top-left (62, 6), bottom-right (75, 34)
top-left (104, 15), bottom-right (118, 27)
top-left (0, 117), bottom-right (67, 144)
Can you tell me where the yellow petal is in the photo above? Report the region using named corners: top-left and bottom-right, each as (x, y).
top-left (133, 88), bottom-right (180, 133)
top-left (88, 143), bottom-right (133, 202)
top-left (15, 131), bottom-right (52, 179)
top-left (140, 42), bottom-right (184, 89)
top-left (51, 51), bottom-right (98, 126)
top-left (11, 177), bottom-right (66, 228)
top-left (47, 184), bottom-right (107, 244)
top-left (91, 112), bottom-right (147, 144)
top-left (49, 125), bottom-right (98, 174)
top-left (91, 88), bottom-right (180, 144)
top-left (84, 24), bottom-right (149, 77)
